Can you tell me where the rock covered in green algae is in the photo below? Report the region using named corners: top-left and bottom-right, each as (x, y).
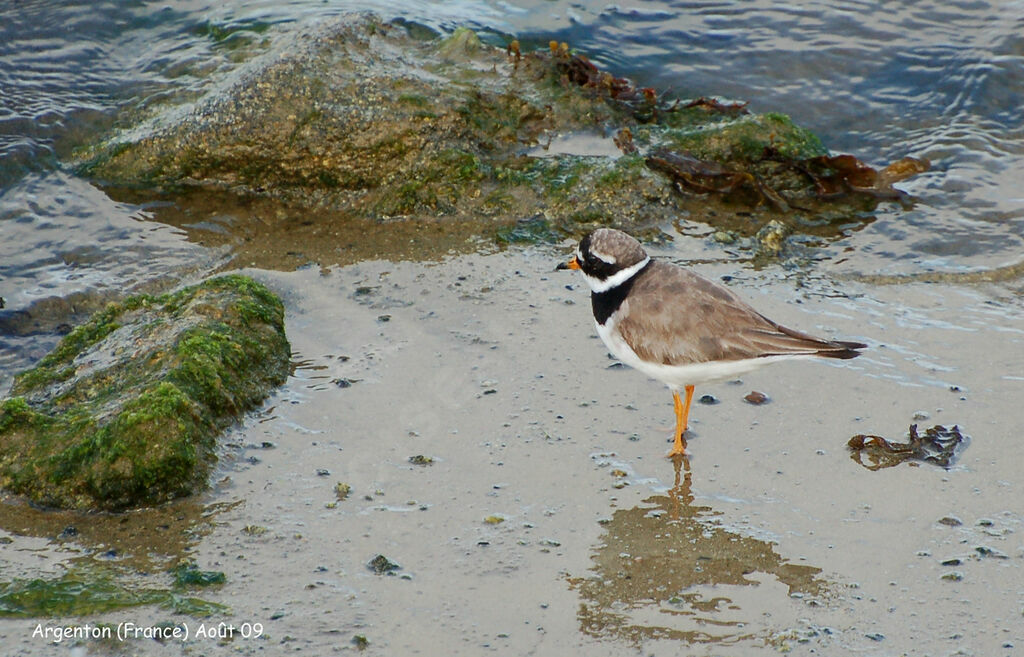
top-left (0, 275), bottom-right (290, 511)
top-left (74, 13), bottom-right (925, 249)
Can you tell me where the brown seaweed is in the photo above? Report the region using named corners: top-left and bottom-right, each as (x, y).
top-left (682, 97), bottom-right (750, 115)
top-left (550, 41), bottom-right (669, 119)
top-left (792, 154), bottom-right (930, 199)
top-left (646, 149), bottom-right (791, 211)
top-left (848, 424), bottom-right (967, 470)
top-left (546, 39), bottom-right (929, 209)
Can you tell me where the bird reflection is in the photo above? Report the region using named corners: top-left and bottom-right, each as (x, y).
top-left (667, 453), bottom-right (693, 516)
top-left (571, 453), bottom-right (827, 648)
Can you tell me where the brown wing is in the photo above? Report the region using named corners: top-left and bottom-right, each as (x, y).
top-left (615, 262), bottom-right (864, 365)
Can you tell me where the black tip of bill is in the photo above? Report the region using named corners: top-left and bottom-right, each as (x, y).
top-left (555, 261), bottom-right (570, 271)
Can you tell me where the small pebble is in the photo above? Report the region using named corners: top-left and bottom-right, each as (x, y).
top-left (937, 516), bottom-right (962, 527)
top-left (712, 230), bottom-right (736, 244)
top-left (975, 545), bottom-right (1009, 559)
top-left (368, 554), bottom-right (401, 575)
top-left (698, 394), bottom-right (719, 405)
top-left (743, 391), bottom-right (769, 405)
top-left (941, 571), bottom-right (964, 582)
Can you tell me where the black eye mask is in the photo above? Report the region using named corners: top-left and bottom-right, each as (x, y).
top-left (577, 234), bottom-right (621, 281)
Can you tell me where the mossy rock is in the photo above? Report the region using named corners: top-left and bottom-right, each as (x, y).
top-left (642, 113), bottom-right (827, 163)
top-left (73, 13), bottom-right (923, 251)
top-left (0, 275), bottom-right (290, 511)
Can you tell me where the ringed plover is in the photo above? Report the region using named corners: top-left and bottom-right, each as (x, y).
top-left (559, 228), bottom-right (866, 456)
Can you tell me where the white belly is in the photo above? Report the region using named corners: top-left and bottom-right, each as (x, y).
top-left (595, 319), bottom-right (799, 390)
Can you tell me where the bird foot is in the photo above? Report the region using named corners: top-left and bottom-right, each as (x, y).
top-left (666, 434), bottom-right (688, 458)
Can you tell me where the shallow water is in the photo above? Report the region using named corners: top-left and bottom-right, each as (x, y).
top-left (2, 1), bottom-right (1022, 384)
top-left (2, 2), bottom-right (1024, 656)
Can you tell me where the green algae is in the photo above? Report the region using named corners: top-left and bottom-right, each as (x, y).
top-left (193, 19), bottom-right (271, 55)
top-left (494, 216), bottom-right (560, 245)
top-left (170, 563), bottom-right (227, 588)
top-left (0, 569), bottom-right (226, 618)
top-left (436, 26), bottom-right (484, 61)
top-left (0, 275), bottom-right (290, 511)
top-left (334, 482), bottom-right (352, 501)
top-left (645, 113), bottom-right (827, 163)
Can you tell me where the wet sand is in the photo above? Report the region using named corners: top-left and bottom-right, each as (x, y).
top-left (3, 240), bottom-right (1022, 656)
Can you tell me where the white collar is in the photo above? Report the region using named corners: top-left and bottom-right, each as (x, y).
top-left (582, 256), bottom-right (650, 293)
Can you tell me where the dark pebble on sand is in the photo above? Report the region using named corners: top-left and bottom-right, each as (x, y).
top-left (698, 394), bottom-right (719, 405)
top-left (368, 554), bottom-right (401, 575)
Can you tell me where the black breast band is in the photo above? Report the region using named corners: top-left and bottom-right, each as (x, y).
top-left (591, 261), bottom-right (652, 326)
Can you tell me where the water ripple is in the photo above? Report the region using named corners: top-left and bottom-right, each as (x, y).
top-left (512, 0), bottom-right (1024, 275)
top-left (0, 0), bottom-right (1021, 286)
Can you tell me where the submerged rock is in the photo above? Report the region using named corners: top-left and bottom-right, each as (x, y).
top-left (74, 13), bottom-right (925, 259)
top-left (0, 275), bottom-right (290, 511)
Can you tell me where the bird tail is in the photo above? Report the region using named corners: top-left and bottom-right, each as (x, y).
top-left (764, 319), bottom-right (867, 360)
top-left (815, 340), bottom-right (867, 360)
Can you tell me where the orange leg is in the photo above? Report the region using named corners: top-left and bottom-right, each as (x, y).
top-left (669, 385), bottom-right (695, 457)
